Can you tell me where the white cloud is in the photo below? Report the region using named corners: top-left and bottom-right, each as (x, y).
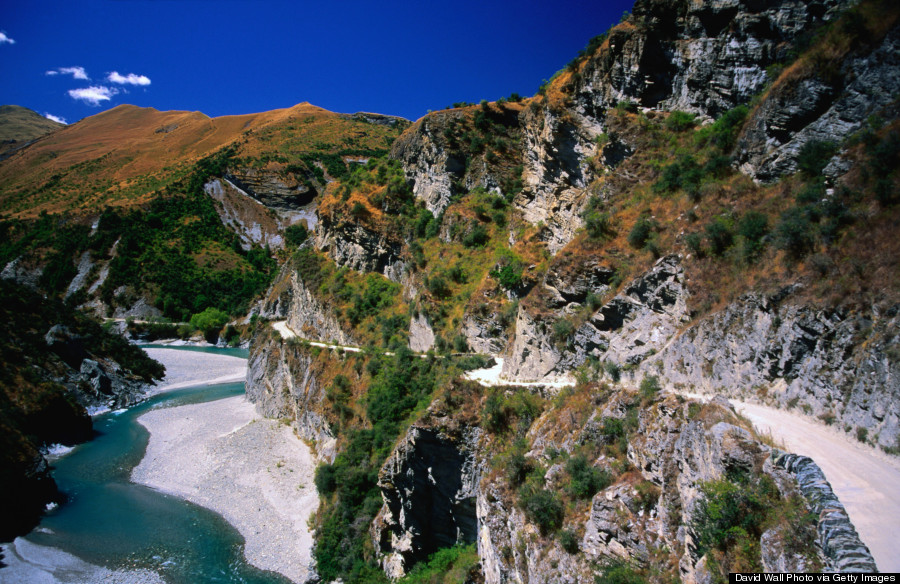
top-left (46, 66), bottom-right (90, 80)
top-left (107, 71), bottom-right (151, 86)
top-left (68, 85), bottom-right (118, 106)
top-left (0, 32), bottom-right (14, 45)
top-left (43, 112), bottom-right (67, 124)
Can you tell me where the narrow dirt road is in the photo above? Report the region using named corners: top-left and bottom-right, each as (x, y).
top-left (728, 400), bottom-right (900, 571)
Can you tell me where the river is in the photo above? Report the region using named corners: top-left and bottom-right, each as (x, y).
top-left (0, 347), bottom-right (292, 584)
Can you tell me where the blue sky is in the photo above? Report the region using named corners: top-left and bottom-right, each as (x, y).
top-left (1, 0), bottom-right (635, 125)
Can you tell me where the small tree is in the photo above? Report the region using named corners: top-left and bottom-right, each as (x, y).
top-left (190, 307), bottom-right (230, 343)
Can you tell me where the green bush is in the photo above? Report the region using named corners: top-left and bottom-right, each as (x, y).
top-left (426, 274), bottom-right (451, 299)
top-left (189, 307), bottom-right (229, 342)
top-left (685, 232), bottom-right (705, 258)
top-left (566, 454), bottom-right (612, 499)
top-left (314, 464), bottom-right (337, 494)
top-left (462, 224), bottom-right (489, 248)
top-left (284, 224), bottom-right (309, 247)
top-left (695, 106), bottom-right (749, 152)
top-left (505, 438), bottom-right (532, 486)
top-left (518, 484), bottom-right (564, 535)
top-left (558, 528), bottom-right (580, 554)
top-left (691, 477), bottom-right (772, 559)
top-left (552, 318), bottom-right (575, 347)
top-left (604, 361), bottom-right (621, 382)
top-left (398, 543), bottom-right (479, 584)
top-left (627, 217), bottom-right (656, 250)
top-left (705, 217), bottom-right (734, 257)
top-left (595, 560), bottom-right (648, 584)
top-left (737, 211), bottom-right (769, 262)
top-left (796, 140), bottom-right (837, 177)
top-left (639, 375), bottom-right (661, 400)
top-left (666, 111), bottom-right (697, 132)
top-left (775, 207), bottom-right (816, 261)
top-left (492, 264), bottom-right (523, 290)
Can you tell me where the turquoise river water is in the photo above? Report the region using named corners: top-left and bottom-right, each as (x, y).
top-left (16, 346), bottom-right (292, 584)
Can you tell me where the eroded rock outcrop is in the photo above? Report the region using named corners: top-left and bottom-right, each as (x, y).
top-left (205, 178), bottom-right (290, 249)
top-left (225, 166), bottom-right (318, 211)
top-left (245, 325), bottom-right (337, 462)
top-left (471, 391), bottom-right (843, 584)
top-left (257, 258), bottom-right (353, 346)
top-left (650, 288), bottom-right (900, 448)
top-left (503, 255), bottom-right (689, 381)
top-left (314, 215), bottom-right (407, 282)
top-left (736, 23), bottom-right (900, 181)
top-left (372, 426), bottom-right (481, 578)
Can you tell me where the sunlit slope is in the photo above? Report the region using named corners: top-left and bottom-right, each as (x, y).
top-left (0, 102), bottom-right (407, 218)
top-left (0, 105), bottom-right (65, 158)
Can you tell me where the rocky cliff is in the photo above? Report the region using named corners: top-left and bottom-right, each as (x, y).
top-left (236, 0), bottom-right (900, 580)
top-left (371, 385), bottom-right (875, 582)
top-left (257, 254), bottom-right (353, 346)
top-left (245, 325), bottom-right (338, 463)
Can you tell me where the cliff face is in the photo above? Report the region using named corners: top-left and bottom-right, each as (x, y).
top-left (503, 256), bottom-right (690, 381)
top-left (371, 388), bottom-right (875, 582)
top-left (245, 325), bottom-right (337, 462)
top-left (258, 259), bottom-right (354, 346)
top-left (576, 0), bottom-right (849, 118)
top-left (652, 288), bottom-right (900, 449)
top-left (314, 215), bottom-right (408, 283)
top-left (735, 12), bottom-right (900, 181)
top-left (239, 0), bottom-right (900, 580)
top-left (502, 254), bottom-right (900, 449)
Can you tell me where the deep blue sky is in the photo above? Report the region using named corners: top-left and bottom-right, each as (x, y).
top-left (1, 0), bottom-right (635, 125)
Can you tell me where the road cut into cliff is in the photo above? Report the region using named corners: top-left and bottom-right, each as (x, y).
top-left (685, 393), bottom-right (900, 571)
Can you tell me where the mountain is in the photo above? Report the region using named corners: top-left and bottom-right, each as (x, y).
top-left (0, 105), bottom-right (64, 160)
top-left (1, 0), bottom-right (898, 579)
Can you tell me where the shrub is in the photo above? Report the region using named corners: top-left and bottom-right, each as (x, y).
top-left (685, 232), bottom-right (705, 258)
top-left (584, 210), bottom-right (615, 240)
top-left (399, 544), bottom-right (479, 584)
top-left (639, 375), bottom-right (661, 400)
top-left (695, 105), bottom-right (749, 152)
top-left (737, 211), bottom-right (768, 261)
top-left (691, 477), bottom-right (774, 559)
top-left (492, 264), bottom-right (523, 290)
top-left (604, 361), bottom-right (621, 382)
top-left (190, 307), bottom-right (229, 342)
top-left (505, 439), bottom-right (532, 486)
top-left (705, 217), bottom-right (733, 257)
top-left (314, 464), bottom-right (337, 494)
top-left (627, 217), bottom-right (656, 249)
top-left (796, 140), bottom-right (837, 177)
top-left (558, 528), bottom-right (580, 554)
top-left (350, 201), bottom-right (368, 219)
top-left (426, 274), bottom-right (450, 299)
top-left (775, 207), bottom-right (816, 261)
top-left (552, 318), bottom-right (575, 347)
top-left (666, 111), bottom-right (696, 132)
top-left (284, 223), bottom-right (308, 247)
top-left (462, 224), bottom-right (489, 248)
top-left (595, 560), bottom-right (648, 584)
top-left (566, 454), bottom-right (612, 499)
top-left (518, 484), bottom-right (564, 535)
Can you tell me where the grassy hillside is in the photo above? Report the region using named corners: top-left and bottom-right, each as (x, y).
top-left (0, 103), bottom-right (410, 321)
top-left (0, 105), bottom-right (64, 158)
top-left (0, 102), bottom-right (407, 218)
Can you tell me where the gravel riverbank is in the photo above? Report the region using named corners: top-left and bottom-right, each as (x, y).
top-left (142, 347), bottom-right (247, 393)
top-left (131, 395), bottom-right (318, 583)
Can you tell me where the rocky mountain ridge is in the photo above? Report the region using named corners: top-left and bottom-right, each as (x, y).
top-left (241, 0), bottom-right (898, 580)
